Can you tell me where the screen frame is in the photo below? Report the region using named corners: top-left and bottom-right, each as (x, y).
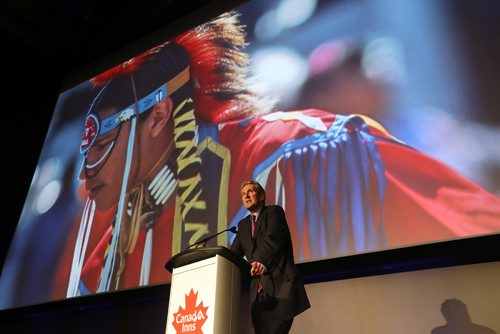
top-left (1, 0), bottom-right (500, 313)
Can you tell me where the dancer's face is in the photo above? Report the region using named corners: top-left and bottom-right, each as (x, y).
top-left (79, 107), bottom-right (139, 211)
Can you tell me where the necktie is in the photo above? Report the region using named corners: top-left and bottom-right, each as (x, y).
top-left (251, 214), bottom-right (256, 237)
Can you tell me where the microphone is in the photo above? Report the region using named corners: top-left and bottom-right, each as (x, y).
top-left (185, 226), bottom-right (238, 250)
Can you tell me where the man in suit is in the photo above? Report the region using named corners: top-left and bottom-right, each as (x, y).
top-left (230, 180), bottom-right (310, 334)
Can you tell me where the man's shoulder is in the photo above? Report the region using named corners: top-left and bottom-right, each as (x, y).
top-left (254, 109), bottom-right (335, 132)
top-left (221, 109), bottom-right (396, 148)
top-left (265, 204), bottom-right (283, 209)
top-left (237, 214), bottom-right (249, 224)
top-left (222, 109), bottom-right (336, 133)
top-left (263, 205), bottom-right (285, 215)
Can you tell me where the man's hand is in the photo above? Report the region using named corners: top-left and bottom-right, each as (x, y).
top-left (250, 261), bottom-right (266, 277)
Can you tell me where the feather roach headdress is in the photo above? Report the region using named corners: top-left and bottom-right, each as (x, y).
top-left (90, 11), bottom-right (274, 124)
top-left (70, 11), bottom-right (275, 297)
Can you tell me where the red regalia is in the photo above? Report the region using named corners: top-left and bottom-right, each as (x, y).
top-left (53, 12), bottom-right (500, 299)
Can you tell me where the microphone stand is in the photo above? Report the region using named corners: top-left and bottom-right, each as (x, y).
top-left (185, 226), bottom-right (238, 250)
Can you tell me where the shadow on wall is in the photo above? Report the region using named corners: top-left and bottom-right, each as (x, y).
top-left (432, 299), bottom-right (496, 334)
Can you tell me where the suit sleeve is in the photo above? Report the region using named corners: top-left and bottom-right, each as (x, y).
top-left (230, 222), bottom-right (244, 258)
top-left (252, 206), bottom-right (289, 269)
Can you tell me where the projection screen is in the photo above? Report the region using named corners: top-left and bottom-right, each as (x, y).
top-left (1, 0), bottom-right (499, 310)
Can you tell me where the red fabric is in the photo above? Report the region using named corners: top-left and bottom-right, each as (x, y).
top-left (379, 141), bottom-right (500, 246)
top-left (222, 109), bottom-right (337, 223)
top-left (219, 109), bottom-right (500, 256)
top-left (54, 201), bottom-right (175, 296)
top-left (54, 108), bottom-right (500, 297)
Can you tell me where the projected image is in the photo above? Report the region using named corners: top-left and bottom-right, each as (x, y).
top-left (1, 0), bottom-right (500, 309)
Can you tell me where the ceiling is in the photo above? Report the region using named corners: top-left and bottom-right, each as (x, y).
top-left (0, 0), bottom-right (221, 75)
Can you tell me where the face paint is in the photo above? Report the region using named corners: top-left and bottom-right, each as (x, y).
top-left (83, 124), bottom-right (121, 179)
top-left (79, 65), bottom-right (189, 178)
top-left (79, 84), bottom-right (168, 177)
top-left (80, 84), bottom-right (167, 154)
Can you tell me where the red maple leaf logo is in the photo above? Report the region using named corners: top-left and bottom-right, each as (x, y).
top-left (172, 289), bottom-right (209, 334)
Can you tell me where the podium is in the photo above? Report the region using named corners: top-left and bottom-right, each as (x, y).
top-left (164, 246), bottom-right (249, 334)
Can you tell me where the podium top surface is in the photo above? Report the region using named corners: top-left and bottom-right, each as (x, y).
top-left (165, 246), bottom-right (249, 273)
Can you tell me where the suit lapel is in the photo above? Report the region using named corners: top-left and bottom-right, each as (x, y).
top-left (253, 206), bottom-right (266, 238)
top-left (238, 215), bottom-right (253, 258)
top-left (245, 215), bottom-right (253, 248)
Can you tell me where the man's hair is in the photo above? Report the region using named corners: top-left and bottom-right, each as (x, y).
top-left (240, 180), bottom-right (266, 204)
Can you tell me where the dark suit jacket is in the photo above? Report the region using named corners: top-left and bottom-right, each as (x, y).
top-left (230, 205), bottom-right (310, 320)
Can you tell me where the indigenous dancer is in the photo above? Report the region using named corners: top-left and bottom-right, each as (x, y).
top-left (60, 12), bottom-right (500, 298)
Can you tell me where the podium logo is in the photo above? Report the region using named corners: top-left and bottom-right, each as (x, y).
top-left (172, 289), bottom-right (209, 333)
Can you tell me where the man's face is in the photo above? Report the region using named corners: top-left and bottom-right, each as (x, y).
top-left (241, 184), bottom-right (264, 212)
top-left (79, 107), bottom-right (139, 211)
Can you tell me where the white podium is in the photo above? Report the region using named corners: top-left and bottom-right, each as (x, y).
top-left (164, 246), bottom-right (248, 334)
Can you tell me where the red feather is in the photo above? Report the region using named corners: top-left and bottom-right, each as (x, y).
top-left (90, 47), bottom-right (161, 87)
top-left (90, 12), bottom-right (274, 123)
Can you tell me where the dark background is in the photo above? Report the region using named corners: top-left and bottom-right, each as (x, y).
top-left (0, 0), bottom-right (499, 332)
top-left (0, 0), bottom-right (243, 273)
